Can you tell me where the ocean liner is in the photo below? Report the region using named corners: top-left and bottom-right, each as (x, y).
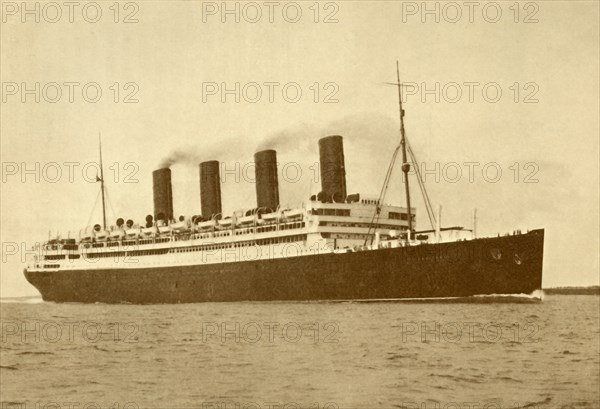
top-left (24, 67), bottom-right (544, 304)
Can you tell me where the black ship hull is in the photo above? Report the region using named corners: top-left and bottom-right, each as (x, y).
top-left (24, 229), bottom-right (544, 304)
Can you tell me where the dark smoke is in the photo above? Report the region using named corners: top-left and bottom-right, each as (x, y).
top-left (159, 113), bottom-right (402, 169)
top-left (255, 112), bottom-right (402, 170)
top-left (254, 112), bottom-right (408, 208)
top-left (160, 113), bottom-right (421, 221)
top-left (256, 124), bottom-right (319, 152)
top-left (256, 113), bottom-right (400, 153)
top-left (158, 147), bottom-right (204, 168)
top-left (158, 143), bottom-right (245, 169)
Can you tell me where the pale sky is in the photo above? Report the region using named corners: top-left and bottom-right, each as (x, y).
top-left (1, 1), bottom-right (599, 297)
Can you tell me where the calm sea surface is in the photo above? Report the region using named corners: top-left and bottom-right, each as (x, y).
top-left (1, 295), bottom-right (598, 409)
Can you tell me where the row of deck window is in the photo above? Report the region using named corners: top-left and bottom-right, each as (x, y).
top-left (171, 235), bottom-right (308, 254)
top-left (44, 234), bottom-right (311, 260)
top-left (81, 222), bottom-right (307, 248)
top-left (310, 209), bottom-right (351, 216)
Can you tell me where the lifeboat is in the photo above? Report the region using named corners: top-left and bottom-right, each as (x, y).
top-left (237, 215), bottom-right (255, 225)
top-left (197, 220), bottom-right (217, 230)
top-left (124, 219), bottom-right (139, 238)
top-left (170, 220), bottom-right (189, 234)
top-left (125, 227), bottom-right (140, 238)
top-left (281, 209), bottom-right (303, 221)
top-left (94, 230), bottom-right (109, 241)
top-left (79, 227), bottom-right (94, 242)
top-left (109, 228), bottom-right (125, 240)
top-left (140, 226), bottom-right (157, 237)
top-left (217, 218), bottom-right (233, 228)
top-left (261, 211), bottom-right (278, 221)
top-left (158, 225), bottom-right (172, 235)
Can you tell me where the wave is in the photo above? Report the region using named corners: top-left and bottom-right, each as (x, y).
top-left (0, 291), bottom-right (545, 305)
top-left (16, 351), bottom-right (55, 356)
top-left (0, 295), bottom-right (44, 304)
top-left (473, 290), bottom-right (545, 302)
top-left (340, 292), bottom-right (544, 304)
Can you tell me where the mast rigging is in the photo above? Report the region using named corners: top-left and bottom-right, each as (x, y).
top-left (396, 61), bottom-right (413, 234)
top-left (99, 133), bottom-right (107, 230)
top-left (364, 62), bottom-right (441, 244)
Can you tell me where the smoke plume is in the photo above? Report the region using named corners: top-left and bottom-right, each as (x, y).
top-left (158, 147), bottom-right (204, 169)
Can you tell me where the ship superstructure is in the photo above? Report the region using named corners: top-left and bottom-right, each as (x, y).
top-left (30, 135), bottom-right (420, 273)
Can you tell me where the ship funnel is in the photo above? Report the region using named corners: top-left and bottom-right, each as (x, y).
top-left (199, 160), bottom-right (222, 220)
top-left (254, 149), bottom-right (279, 212)
top-left (152, 168), bottom-right (174, 221)
top-left (318, 135), bottom-right (347, 203)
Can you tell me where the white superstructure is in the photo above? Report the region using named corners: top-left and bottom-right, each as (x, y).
top-left (29, 197), bottom-right (417, 272)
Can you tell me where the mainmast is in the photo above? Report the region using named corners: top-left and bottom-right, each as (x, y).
top-left (98, 133), bottom-right (107, 230)
top-left (363, 62), bottom-right (416, 245)
top-left (396, 61), bottom-right (413, 234)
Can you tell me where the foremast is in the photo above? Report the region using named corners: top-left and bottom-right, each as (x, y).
top-left (396, 61), bottom-right (413, 234)
top-left (99, 133), bottom-right (107, 230)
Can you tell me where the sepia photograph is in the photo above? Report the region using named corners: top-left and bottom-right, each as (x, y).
top-left (1, 1), bottom-right (599, 408)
